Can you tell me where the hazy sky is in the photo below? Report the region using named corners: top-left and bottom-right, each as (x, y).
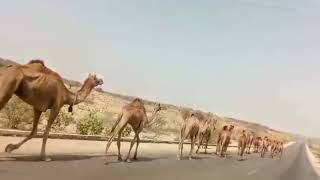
top-left (1, 0), bottom-right (320, 137)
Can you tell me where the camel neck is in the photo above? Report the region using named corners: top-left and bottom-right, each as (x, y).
top-left (66, 82), bottom-right (93, 106)
top-left (145, 109), bottom-right (160, 127)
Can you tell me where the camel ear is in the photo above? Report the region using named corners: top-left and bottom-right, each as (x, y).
top-left (88, 73), bottom-right (92, 77)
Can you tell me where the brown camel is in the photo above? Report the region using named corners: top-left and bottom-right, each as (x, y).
top-left (196, 114), bottom-right (218, 154)
top-left (238, 130), bottom-right (247, 160)
top-left (253, 136), bottom-right (262, 153)
top-left (245, 131), bottom-right (255, 154)
top-left (177, 111), bottom-right (209, 160)
top-left (104, 99), bottom-right (162, 163)
top-left (217, 125), bottom-right (234, 157)
top-left (0, 60), bottom-right (103, 161)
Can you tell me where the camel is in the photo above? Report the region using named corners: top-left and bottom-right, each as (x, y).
top-left (260, 136), bottom-right (271, 158)
top-left (277, 141), bottom-right (284, 159)
top-left (216, 125), bottom-right (234, 157)
top-left (196, 114), bottom-right (218, 154)
top-left (216, 125), bottom-right (228, 155)
top-left (271, 140), bottom-right (284, 159)
top-left (253, 136), bottom-right (262, 153)
top-left (177, 110), bottom-right (209, 160)
top-left (270, 140), bottom-right (278, 158)
top-left (245, 131), bottom-right (255, 154)
top-left (238, 130), bottom-right (247, 160)
top-left (104, 99), bottom-right (162, 163)
top-left (0, 60), bottom-right (103, 161)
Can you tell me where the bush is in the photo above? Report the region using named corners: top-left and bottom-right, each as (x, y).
top-left (122, 126), bottom-right (132, 137)
top-left (76, 109), bottom-right (104, 135)
top-left (51, 110), bottom-right (74, 132)
top-left (2, 96), bottom-right (33, 129)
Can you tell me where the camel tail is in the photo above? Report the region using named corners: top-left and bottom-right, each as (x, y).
top-left (110, 113), bottom-right (123, 134)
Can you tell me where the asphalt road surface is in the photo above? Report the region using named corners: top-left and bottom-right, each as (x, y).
top-left (0, 140), bottom-right (318, 180)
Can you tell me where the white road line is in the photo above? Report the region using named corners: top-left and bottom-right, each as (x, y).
top-left (247, 170), bottom-right (257, 176)
top-left (284, 141), bottom-right (296, 148)
top-left (305, 145), bottom-right (320, 176)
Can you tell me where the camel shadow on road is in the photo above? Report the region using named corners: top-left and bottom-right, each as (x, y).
top-left (0, 154), bottom-right (101, 162)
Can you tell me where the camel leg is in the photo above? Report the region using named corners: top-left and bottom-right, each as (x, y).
top-left (177, 137), bottom-right (185, 160)
top-left (177, 126), bottom-right (186, 160)
top-left (205, 135), bottom-right (210, 154)
top-left (117, 132), bottom-right (122, 161)
top-left (216, 142), bottom-right (220, 155)
top-left (40, 108), bottom-right (59, 161)
top-left (196, 134), bottom-right (204, 154)
top-left (124, 135), bottom-right (138, 163)
top-left (133, 133), bottom-right (140, 161)
top-left (189, 136), bottom-right (195, 160)
top-left (5, 109), bottom-right (42, 153)
top-left (105, 120), bottom-right (127, 160)
top-left (220, 138), bottom-right (227, 157)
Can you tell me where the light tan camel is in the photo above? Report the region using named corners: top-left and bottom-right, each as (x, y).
top-left (245, 131), bottom-right (255, 154)
top-left (270, 140), bottom-right (277, 158)
top-left (0, 60), bottom-right (103, 161)
top-left (276, 141), bottom-right (284, 159)
top-left (217, 125), bottom-right (234, 157)
top-left (238, 130), bottom-right (247, 160)
top-left (196, 114), bottom-right (217, 154)
top-left (104, 98), bottom-right (162, 163)
top-left (271, 140), bottom-right (284, 159)
top-left (216, 125), bottom-right (228, 155)
top-left (260, 136), bottom-right (271, 158)
top-left (177, 110), bottom-right (209, 160)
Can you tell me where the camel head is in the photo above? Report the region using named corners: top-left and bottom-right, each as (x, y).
top-left (85, 74), bottom-right (104, 88)
top-left (229, 125), bottom-right (235, 131)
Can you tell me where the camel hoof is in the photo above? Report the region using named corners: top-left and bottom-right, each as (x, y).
top-left (188, 157), bottom-right (192, 160)
top-left (125, 159), bottom-right (132, 163)
top-left (5, 144), bottom-right (16, 153)
top-left (118, 156), bottom-right (123, 161)
top-left (133, 157), bottom-right (138, 161)
top-left (42, 157), bottom-right (52, 162)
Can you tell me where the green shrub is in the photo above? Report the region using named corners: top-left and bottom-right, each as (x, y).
top-left (51, 110), bottom-right (74, 132)
top-left (2, 96), bottom-right (33, 129)
top-left (122, 126), bottom-right (132, 137)
top-left (76, 109), bottom-right (104, 135)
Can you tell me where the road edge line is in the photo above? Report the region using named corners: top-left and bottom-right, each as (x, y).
top-left (305, 144), bottom-right (320, 176)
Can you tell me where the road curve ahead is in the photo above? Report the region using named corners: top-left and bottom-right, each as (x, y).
top-left (0, 142), bottom-right (319, 180)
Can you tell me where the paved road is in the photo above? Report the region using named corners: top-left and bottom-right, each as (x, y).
top-left (0, 138), bottom-right (318, 180)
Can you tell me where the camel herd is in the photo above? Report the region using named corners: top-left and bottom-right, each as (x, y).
top-left (0, 60), bottom-right (285, 163)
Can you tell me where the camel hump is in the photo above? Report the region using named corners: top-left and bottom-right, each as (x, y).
top-left (28, 59), bottom-right (46, 66)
